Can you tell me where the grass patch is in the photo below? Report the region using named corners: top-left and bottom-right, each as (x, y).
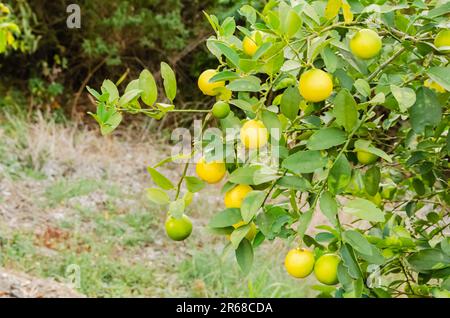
top-left (178, 248), bottom-right (311, 298)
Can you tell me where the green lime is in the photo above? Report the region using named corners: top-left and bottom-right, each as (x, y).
top-left (165, 215), bottom-right (192, 241)
top-left (212, 101), bottom-right (230, 119)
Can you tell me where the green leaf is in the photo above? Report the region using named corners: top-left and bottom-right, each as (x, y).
top-left (276, 176), bottom-right (312, 191)
top-left (235, 239), bottom-right (254, 275)
top-left (253, 42), bottom-right (272, 60)
top-left (354, 79), bottom-right (371, 97)
top-left (100, 111), bottom-right (122, 135)
top-left (221, 17), bottom-right (236, 37)
top-left (118, 89), bottom-right (142, 107)
top-left (343, 230), bottom-right (373, 255)
top-left (229, 99), bottom-right (254, 113)
top-left (160, 62), bottom-right (177, 101)
top-left (146, 188), bottom-right (170, 205)
top-left (280, 3), bottom-right (302, 38)
top-left (358, 245), bottom-right (385, 265)
top-left (343, 198), bottom-right (385, 222)
top-left (363, 165), bottom-right (380, 196)
top-left (230, 224), bottom-right (250, 249)
top-left (86, 86), bottom-right (101, 100)
top-left (412, 178), bottom-right (425, 196)
top-left (101, 80), bottom-right (119, 103)
top-left (390, 85), bottom-right (416, 112)
top-left (337, 262), bottom-right (353, 291)
top-left (354, 139), bottom-right (392, 163)
top-left (297, 209), bottom-right (313, 242)
top-left (409, 87), bottom-right (442, 134)
top-left (407, 249), bottom-right (450, 272)
top-left (210, 70), bottom-right (240, 82)
top-left (427, 2), bottom-right (450, 18)
top-left (169, 198), bottom-right (185, 219)
top-left (227, 76), bottom-right (261, 92)
top-left (229, 165), bottom-right (278, 185)
top-left (241, 191), bottom-right (266, 223)
top-left (325, 0), bottom-right (342, 20)
top-left (147, 167), bottom-right (175, 190)
top-left (261, 110), bottom-right (282, 132)
top-left (319, 191), bottom-right (338, 226)
top-left (209, 208), bottom-right (242, 228)
top-left (139, 69), bottom-right (158, 106)
top-left (307, 127), bottom-right (346, 150)
top-left (156, 103), bottom-right (175, 113)
top-left (213, 41), bottom-right (240, 68)
top-left (339, 243), bottom-right (362, 279)
top-left (427, 66), bottom-right (450, 91)
top-left (328, 155), bottom-right (351, 195)
top-left (282, 150), bottom-right (328, 174)
top-left (321, 46), bottom-right (338, 73)
top-left (239, 5), bottom-right (257, 24)
top-left (333, 89), bottom-right (358, 132)
top-left (441, 238), bottom-right (450, 257)
top-left (280, 86), bottom-right (301, 120)
top-left (184, 176), bottom-right (206, 193)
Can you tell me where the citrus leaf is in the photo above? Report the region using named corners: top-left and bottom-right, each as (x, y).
top-left (343, 230), bottom-right (373, 256)
top-left (227, 76), bottom-right (261, 92)
top-left (339, 243), bottom-right (363, 279)
top-left (184, 176), bottom-right (205, 193)
top-left (280, 86), bottom-right (301, 120)
top-left (230, 224), bottom-right (250, 249)
top-left (241, 191), bottom-right (266, 223)
top-left (139, 69), bottom-right (158, 106)
top-left (409, 87), bottom-right (442, 134)
top-left (343, 198), bottom-right (385, 222)
top-left (333, 89), bottom-right (358, 132)
top-left (407, 249), bottom-right (450, 272)
top-left (363, 165), bottom-right (380, 196)
top-left (276, 176), bottom-right (312, 191)
top-left (319, 191), bottom-right (338, 226)
top-left (236, 239), bottom-right (253, 275)
top-left (147, 167), bottom-right (175, 190)
top-left (328, 155), bottom-right (351, 195)
top-left (297, 209), bottom-right (313, 242)
top-left (160, 62), bottom-right (177, 101)
top-left (169, 198), bottom-right (185, 219)
top-left (354, 79), bottom-right (370, 97)
top-left (307, 127), bottom-right (346, 150)
top-left (208, 208), bottom-right (242, 228)
top-left (101, 80), bottom-right (119, 103)
top-left (118, 89), bottom-right (142, 107)
top-left (146, 188), bottom-right (170, 205)
top-left (212, 41), bottom-right (240, 68)
top-left (390, 85), bottom-right (416, 112)
top-left (282, 150), bottom-right (328, 174)
top-left (427, 66), bottom-right (450, 91)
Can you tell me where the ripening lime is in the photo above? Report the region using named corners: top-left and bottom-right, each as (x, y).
top-left (212, 101), bottom-right (230, 119)
top-left (356, 150), bottom-right (378, 165)
top-left (165, 215), bottom-right (193, 241)
top-left (314, 254), bottom-right (340, 285)
top-left (350, 29), bottom-right (382, 59)
top-left (284, 248), bottom-right (315, 278)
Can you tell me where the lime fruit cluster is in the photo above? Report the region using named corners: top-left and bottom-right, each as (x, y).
top-left (285, 249), bottom-right (340, 285)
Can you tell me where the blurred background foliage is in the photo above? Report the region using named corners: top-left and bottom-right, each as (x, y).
top-left (0, 0), bottom-right (262, 125)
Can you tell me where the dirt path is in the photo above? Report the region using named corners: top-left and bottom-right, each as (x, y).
top-left (0, 268), bottom-right (83, 298)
